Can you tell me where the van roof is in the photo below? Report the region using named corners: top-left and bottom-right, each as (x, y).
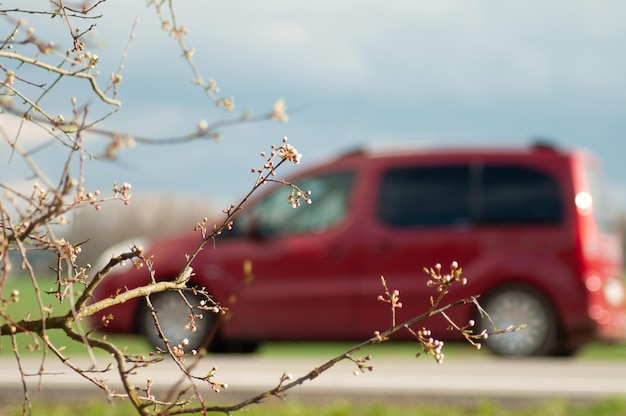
top-left (335, 139), bottom-right (578, 160)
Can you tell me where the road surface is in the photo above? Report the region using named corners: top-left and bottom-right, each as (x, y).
top-left (1, 355), bottom-right (625, 406)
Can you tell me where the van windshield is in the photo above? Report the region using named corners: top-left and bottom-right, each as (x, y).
top-left (243, 171), bottom-right (355, 237)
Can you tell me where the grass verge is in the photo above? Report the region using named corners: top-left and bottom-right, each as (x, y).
top-left (3, 396), bottom-right (626, 416)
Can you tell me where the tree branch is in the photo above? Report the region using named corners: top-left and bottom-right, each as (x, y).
top-left (0, 51), bottom-right (121, 107)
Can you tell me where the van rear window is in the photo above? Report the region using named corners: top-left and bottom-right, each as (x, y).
top-left (378, 165), bottom-right (563, 227)
top-left (479, 166), bottom-right (562, 224)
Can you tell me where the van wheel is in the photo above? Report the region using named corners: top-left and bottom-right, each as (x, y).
top-left (477, 285), bottom-right (558, 356)
top-left (137, 290), bottom-right (215, 352)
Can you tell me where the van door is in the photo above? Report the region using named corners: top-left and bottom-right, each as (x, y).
top-left (356, 164), bottom-right (479, 339)
top-left (221, 171), bottom-right (362, 340)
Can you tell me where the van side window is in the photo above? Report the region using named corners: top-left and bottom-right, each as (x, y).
top-left (255, 171), bottom-right (354, 236)
top-left (479, 166), bottom-right (562, 224)
top-left (378, 166), bottom-right (471, 226)
top-left (377, 164), bottom-right (562, 227)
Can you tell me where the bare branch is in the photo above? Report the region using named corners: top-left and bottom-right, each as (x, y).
top-left (0, 51), bottom-right (121, 106)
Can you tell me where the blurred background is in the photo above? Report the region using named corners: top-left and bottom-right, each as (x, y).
top-left (3, 1), bottom-right (626, 264)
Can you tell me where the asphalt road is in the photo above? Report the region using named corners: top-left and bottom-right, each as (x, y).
top-left (1, 355), bottom-right (625, 407)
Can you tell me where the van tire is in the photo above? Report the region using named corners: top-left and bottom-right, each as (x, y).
top-left (137, 290), bottom-right (215, 352)
top-left (477, 285), bottom-right (559, 356)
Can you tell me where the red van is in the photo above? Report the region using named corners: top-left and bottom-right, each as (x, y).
top-left (91, 143), bottom-right (626, 356)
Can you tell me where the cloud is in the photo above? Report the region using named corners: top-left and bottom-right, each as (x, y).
top-left (0, 114), bottom-right (54, 148)
top-left (24, 0), bottom-right (622, 106)
top-left (5, 0), bottom-right (626, 208)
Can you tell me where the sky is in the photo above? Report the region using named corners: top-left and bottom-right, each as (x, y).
top-left (3, 1), bottom-right (626, 211)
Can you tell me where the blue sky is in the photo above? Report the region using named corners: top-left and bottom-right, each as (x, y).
top-left (3, 1), bottom-right (626, 209)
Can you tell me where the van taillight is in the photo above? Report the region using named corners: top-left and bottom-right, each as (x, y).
top-left (574, 191), bottom-right (593, 214)
top-left (603, 277), bottom-right (626, 307)
top-left (584, 275), bottom-right (602, 292)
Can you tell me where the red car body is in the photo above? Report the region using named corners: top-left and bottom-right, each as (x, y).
top-left (91, 143), bottom-right (626, 356)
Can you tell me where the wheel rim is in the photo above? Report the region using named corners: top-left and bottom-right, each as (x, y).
top-left (139, 291), bottom-right (213, 351)
top-left (481, 289), bottom-right (552, 356)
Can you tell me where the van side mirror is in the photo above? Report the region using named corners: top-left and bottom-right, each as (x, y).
top-left (246, 216), bottom-right (268, 241)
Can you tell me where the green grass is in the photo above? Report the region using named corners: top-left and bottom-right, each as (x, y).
top-left (3, 397), bottom-right (626, 416)
top-left (0, 274), bottom-right (149, 357)
top-left (240, 398), bottom-right (626, 416)
top-left (257, 340), bottom-right (488, 359)
top-left (258, 339), bottom-right (626, 360)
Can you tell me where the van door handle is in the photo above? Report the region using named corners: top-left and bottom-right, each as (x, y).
top-left (323, 243), bottom-right (347, 258)
top-left (368, 241), bottom-right (393, 256)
